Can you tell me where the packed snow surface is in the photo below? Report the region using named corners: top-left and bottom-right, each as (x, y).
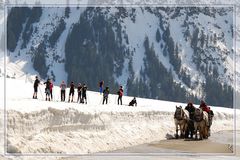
top-left (0, 77), bottom-right (236, 154)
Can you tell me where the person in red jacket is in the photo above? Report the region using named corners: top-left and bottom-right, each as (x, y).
top-left (199, 100), bottom-right (210, 113)
top-left (49, 79), bottom-right (54, 101)
top-left (117, 86), bottom-right (123, 105)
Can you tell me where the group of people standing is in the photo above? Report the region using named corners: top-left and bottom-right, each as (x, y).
top-left (33, 77), bottom-right (137, 106)
top-left (98, 81), bottom-right (124, 105)
top-left (99, 81), bottom-right (137, 106)
top-left (33, 76), bottom-right (53, 101)
top-left (59, 81), bottom-right (88, 103)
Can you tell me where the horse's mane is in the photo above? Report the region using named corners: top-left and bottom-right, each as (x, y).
top-left (194, 108), bottom-right (204, 121)
top-left (174, 106), bottom-right (189, 120)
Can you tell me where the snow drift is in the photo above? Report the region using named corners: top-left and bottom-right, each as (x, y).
top-left (1, 77), bottom-right (236, 154)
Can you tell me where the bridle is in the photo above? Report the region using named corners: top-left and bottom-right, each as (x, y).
top-left (194, 108), bottom-right (203, 122)
top-left (175, 107), bottom-right (184, 121)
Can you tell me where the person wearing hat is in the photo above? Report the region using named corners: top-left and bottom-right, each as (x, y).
top-left (199, 100), bottom-right (210, 113)
top-left (33, 76), bottom-right (41, 99)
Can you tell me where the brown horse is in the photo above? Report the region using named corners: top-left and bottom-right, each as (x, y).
top-left (193, 108), bottom-right (209, 140)
top-left (174, 106), bottom-right (189, 138)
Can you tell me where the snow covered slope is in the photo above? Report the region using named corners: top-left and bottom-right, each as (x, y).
top-left (1, 77), bottom-right (236, 154)
top-left (5, 6), bottom-right (235, 107)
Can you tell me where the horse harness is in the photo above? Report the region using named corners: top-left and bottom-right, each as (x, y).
top-left (194, 110), bottom-right (204, 122)
top-left (174, 108), bottom-right (185, 121)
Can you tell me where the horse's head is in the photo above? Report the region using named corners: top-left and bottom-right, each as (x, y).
top-left (194, 108), bottom-right (203, 121)
top-left (195, 108), bottom-right (202, 115)
top-left (174, 106), bottom-right (183, 120)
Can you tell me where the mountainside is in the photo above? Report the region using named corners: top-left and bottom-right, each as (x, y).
top-left (6, 7), bottom-right (234, 107)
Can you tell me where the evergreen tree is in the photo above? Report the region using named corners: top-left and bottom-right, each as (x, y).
top-left (156, 28), bottom-right (161, 42)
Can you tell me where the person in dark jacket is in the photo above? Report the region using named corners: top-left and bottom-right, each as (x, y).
top-left (99, 81), bottom-right (104, 95)
top-left (117, 86), bottom-right (123, 105)
top-left (81, 84), bottom-right (87, 104)
top-left (129, 97), bottom-right (137, 106)
top-left (185, 102), bottom-right (196, 138)
top-left (44, 78), bottom-right (51, 101)
top-left (33, 76), bottom-right (40, 99)
top-left (77, 83), bottom-right (82, 103)
top-left (49, 79), bottom-right (53, 101)
top-left (60, 80), bottom-right (66, 102)
top-left (102, 86), bottom-right (110, 105)
top-left (68, 82), bottom-right (75, 102)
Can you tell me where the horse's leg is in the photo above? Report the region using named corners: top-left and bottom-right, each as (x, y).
top-left (194, 123), bottom-right (198, 140)
top-left (204, 126), bottom-right (209, 139)
top-left (184, 122), bottom-right (189, 138)
top-left (199, 126), bottom-right (203, 140)
top-left (175, 124), bottom-right (179, 139)
top-left (180, 124), bottom-right (184, 138)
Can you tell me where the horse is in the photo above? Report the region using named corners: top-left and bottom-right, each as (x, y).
top-left (193, 108), bottom-right (209, 140)
top-left (174, 106), bottom-right (189, 139)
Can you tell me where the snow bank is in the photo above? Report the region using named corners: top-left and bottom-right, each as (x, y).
top-left (0, 78), bottom-right (237, 154)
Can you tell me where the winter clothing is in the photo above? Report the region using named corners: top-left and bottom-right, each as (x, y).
top-left (199, 101), bottom-right (210, 113)
top-left (81, 84), bottom-right (87, 104)
top-left (117, 86), bottom-right (123, 105)
top-left (99, 81), bottom-right (104, 94)
top-left (50, 82), bottom-right (53, 100)
top-left (60, 81), bottom-right (66, 101)
top-left (44, 79), bottom-right (51, 101)
top-left (102, 87), bottom-right (109, 104)
top-left (68, 82), bottom-right (75, 102)
top-left (129, 97), bottom-right (137, 106)
top-left (185, 102), bottom-right (196, 138)
top-left (33, 76), bottom-right (40, 99)
top-left (185, 102), bottom-right (195, 120)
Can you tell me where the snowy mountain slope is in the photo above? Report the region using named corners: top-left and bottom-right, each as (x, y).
top-left (1, 77), bottom-right (236, 154)
top-left (4, 6), bottom-right (236, 107)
